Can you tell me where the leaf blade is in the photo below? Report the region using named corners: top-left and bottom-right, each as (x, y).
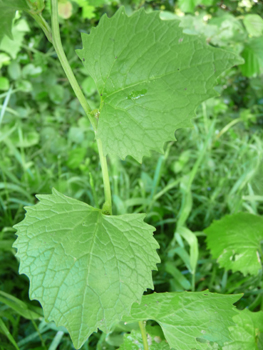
top-left (223, 309), bottom-right (263, 350)
top-left (14, 189), bottom-right (160, 348)
top-left (0, 0), bottom-right (29, 42)
top-left (240, 37), bottom-right (263, 77)
top-left (124, 291), bottom-right (241, 350)
top-left (77, 8), bottom-right (243, 161)
top-left (205, 213), bottom-right (263, 276)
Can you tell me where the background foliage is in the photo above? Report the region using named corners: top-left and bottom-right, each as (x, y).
top-left (0, 0), bottom-right (263, 349)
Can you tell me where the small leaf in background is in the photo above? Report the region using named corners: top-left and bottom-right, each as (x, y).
top-left (119, 330), bottom-right (170, 350)
top-left (0, 77), bottom-right (10, 91)
top-left (72, 0), bottom-right (95, 19)
top-left (205, 213), bottom-right (263, 275)
top-left (0, 53), bottom-right (11, 68)
top-left (243, 14), bottom-right (263, 37)
top-left (68, 126), bottom-right (84, 144)
top-left (11, 129), bottom-right (40, 148)
top-left (176, 226), bottom-right (198, 275)
top-left (0, 0), bottom-right (29, 43)
top-left (66, 147), bottom-right (86, 169)
top-left (8, 61), bottom-right (21, 80)
top-left (22, 64), bottom-right (42, 78)
top-left (177, 0), bottom-right (214, 14)
top-left (14, 189), bottom-right (160, 349)
top-left (240, 37), bottom-right (263, 77)
top-left (0, 19), bottom-right (30, 59)
top-left (223, 309), bottom-right (263, 350)
top-left (49, 84), bottom-right (64, 104)
top-left (124, 291), bottom-right (241, 350)
top-left (82, 76), bottom-right (97, 97)
top-left (77, 8), bottom-right (243, 162)
top-left (89, 0), bottom-right (109, 6)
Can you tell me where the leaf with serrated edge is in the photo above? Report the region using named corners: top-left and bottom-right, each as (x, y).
top-left (0, 0), bottom-right (29, 43)
top-left (223, 309), bottom-right (263, 350)
top-left (77, 7), bottom-right (243, 162)
top-left (124, 292), bottom-right (241, 350)
top-left (13, 189), bottom-right (160, 349)
top-left (205, 213), bottom-right (263, 276)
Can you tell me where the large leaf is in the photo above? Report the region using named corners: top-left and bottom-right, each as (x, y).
top-left (124, 291), bottom-right (241, 350)
top-left (0, 0), bottom-right (29, 43)
top-left (223, 309), bottom-right (263, 350)
top-left (13, 189), bottom-right (160, 349)
top-left (77, 8), bottom-right (243, 162)
top-left (205, 213), bottom-right (263, 276)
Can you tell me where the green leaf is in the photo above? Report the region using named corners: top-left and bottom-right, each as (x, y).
top-left (164, 261), bottom-right (191, 290)
top-left (0, 77), bottom-right (10, 91)
top-left (77, 8), bottom-right (243, 162)
top-left (243, 15), bottom-right (263, 37)
top-left (0, 0), bottom-right (29, 43)
top-left (0, 291), bottom-right (43, 320)
top-left (206, 213), bottom-right (263, 276)
top-left (178, 0), bottom-right (214, 14)
top-left (178, 0), bottom-right (198, 13)
top-left (11, 128), bottom-right (39, 148)
top-left (0, 19), bottom-right (30, 59)
top-left (0, 318), bottom-right (19, 350)
top-left (240, 37), bottom-right (263, 77)
top-left (119, 330), bottom-right (170, 350)
top-left (223, 309), bottom-right (263, 350)
top-left (66, 148), bottom-right (86, 169)
top-left (72, 0), bottom-right (95, 19)
top-left (13, 189), bottom-right (159, 349)
top-left (124, 291), bottom-right (241, 350)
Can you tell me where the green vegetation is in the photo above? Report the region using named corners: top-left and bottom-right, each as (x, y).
top-left (0, 0), bottom-right (263, 349)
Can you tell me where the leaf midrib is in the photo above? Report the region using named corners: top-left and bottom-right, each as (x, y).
top-left (78, 211), bottom-right (103, 345)
top-left (100, 55), bottom-right (229, 104)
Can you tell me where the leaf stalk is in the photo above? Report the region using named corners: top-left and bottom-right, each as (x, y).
top-left (29, 12), bottom-right (53, 43)
top-left (139, 321), bottom-right (149, 350)
top-left (47, 0), bottom-right (112, 214)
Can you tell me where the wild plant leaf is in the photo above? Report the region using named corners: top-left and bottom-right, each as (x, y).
top-left (119, 330), bottom-right (170, 350)
top-left (0, 19), bottom-right (30, 59)
top-left (0, 0), bottom-right (29, 43)
top-left (223, 309), bottom-right (263, 350)
top-left (13, 189), bottom-right (160, 349)
top-left (205, 213), bottom-right (263, 275)
top-left (124, 291), bottom-right (241, 350)
top-left (77, 7), bottom-right (243, 162)
top-left (243, 14), bottom-right (263, 37)
top-left (240, 37), bottom-right (263, 77)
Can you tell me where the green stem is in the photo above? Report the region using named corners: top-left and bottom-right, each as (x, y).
top-left (191, 273), bottom-right (195, 292)
top-left (29, 12), bottom-right (53, 43)
top-left (50, 0), bottom-right (94, 126)
top-left (98, 138), bottom-right (112, 215)
top-left (49, 0), bottom-right (112, 214)
top-left (139, 321), bottom-right (149, 350)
